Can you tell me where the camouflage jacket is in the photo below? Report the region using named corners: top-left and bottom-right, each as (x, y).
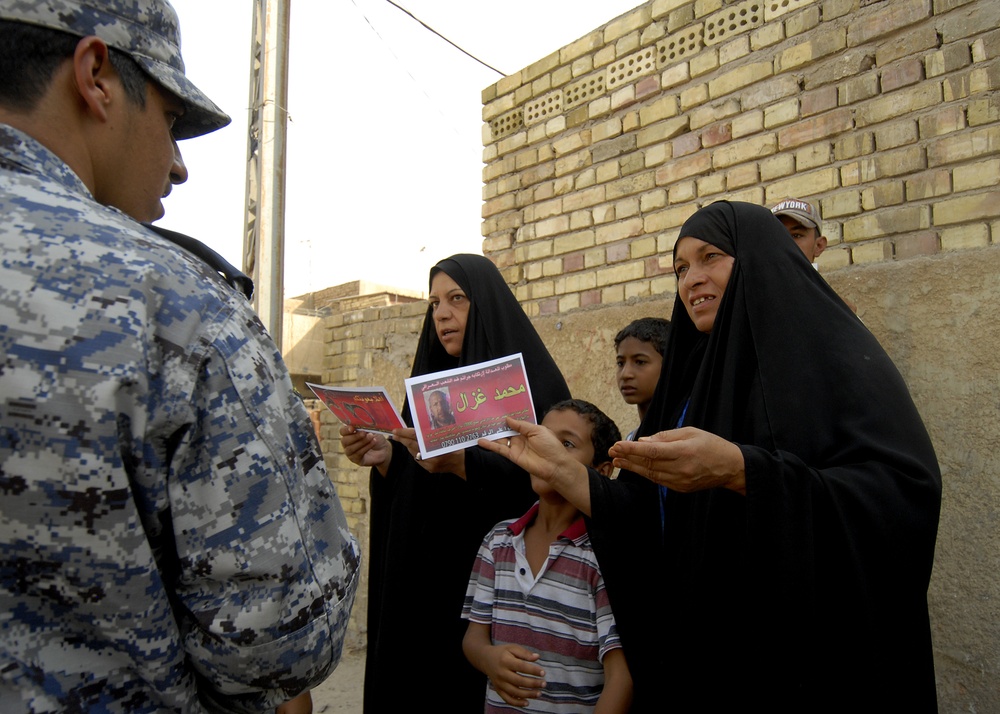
top-left (0, 124), bottom-right (360, 713)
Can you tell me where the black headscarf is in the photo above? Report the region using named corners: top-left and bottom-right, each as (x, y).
top-left (405, 253), bottom-right (569, 421)
top-left (590, 202), bottom-right (941, 712)
top-left (365, 253), bottom-right (570, 713)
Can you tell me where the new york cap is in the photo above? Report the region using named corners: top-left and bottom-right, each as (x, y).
top-left (1, 0), bottom-right (231, 139)
top-left (771, 198), bottom-right (821, 231)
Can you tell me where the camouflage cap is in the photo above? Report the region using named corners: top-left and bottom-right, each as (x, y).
top-left (0, 0), bottom-right (231, 139)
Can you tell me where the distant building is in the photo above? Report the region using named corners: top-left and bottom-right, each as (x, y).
top-left (282, 281), bottom-right (424, 395)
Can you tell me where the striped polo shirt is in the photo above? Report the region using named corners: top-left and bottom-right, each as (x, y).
top-left (463, 502), bottom-right (621, 712)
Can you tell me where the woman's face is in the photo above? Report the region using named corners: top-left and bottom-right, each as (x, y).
top-left (673, 236), bottom-right (735, 333)
top-left (429, 271), bottom-right (470, 357)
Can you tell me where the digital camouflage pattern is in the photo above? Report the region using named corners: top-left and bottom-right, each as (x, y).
top-left (0, 0), bottom-right (230, 138)
top-left (0, 123), bottom-right (360, 712)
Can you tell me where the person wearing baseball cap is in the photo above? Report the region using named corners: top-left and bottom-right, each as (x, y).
top-left (0, 0), bottom-right (232, 222)
top-left (1, 0), bottom-right (230, 140)
top-left (770, 197), bottom-right (828, 264)
top-left (0, 2), bottom-right (360, 711)
top-left (771, 197), bottom-right (857, 312)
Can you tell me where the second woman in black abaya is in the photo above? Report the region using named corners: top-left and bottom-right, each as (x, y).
top-left (342, 254), bottom-right (570, 713)
top-left (482, 202), bottom-right (941, 712)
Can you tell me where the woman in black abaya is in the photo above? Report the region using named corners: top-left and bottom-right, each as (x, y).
top-left (342, 254), bottom-right (570, 713)
top-left (482, 202), bottom-right (942, 712)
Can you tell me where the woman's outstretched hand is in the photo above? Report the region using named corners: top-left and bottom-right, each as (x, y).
top-left (478, 417), bottom-right (591, 515)
top-left (340, 425), bottom-right (392, 476)
top-left (609, 427), bottom-right (746, 495)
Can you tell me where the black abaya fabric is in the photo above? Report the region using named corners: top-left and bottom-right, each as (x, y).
top-left (588, 202), bottom-right (941, 712)
top-left (363, 254), bottom-right (571, 713)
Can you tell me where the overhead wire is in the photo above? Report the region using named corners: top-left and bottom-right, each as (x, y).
top-left (346, 0), bottom-right (455, 136)
top-left (382, 0), bottom-right (506, 77)
top-left (348, 0), bottom-right (506, 137)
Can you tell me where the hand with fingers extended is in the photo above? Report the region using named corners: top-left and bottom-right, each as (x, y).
top-left (339, 425), bottom-right (392, 475)
top-left (476, 418), bottom-right (571, 479)
top-left (391, 427), bottom-right (467, 479)
top-left (477, 417), bottom-right (592, 514)
top-left (463, 623), bottom-right (545, 708)
top-left (608, 426), bottom-right (746, 495)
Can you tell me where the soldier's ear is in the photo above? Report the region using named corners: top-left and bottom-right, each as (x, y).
top-left (71, 36), bottom-right (114, 123)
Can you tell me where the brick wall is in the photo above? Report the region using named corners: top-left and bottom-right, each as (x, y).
top-left (318, 300), bottom-right (426, 649)
top-left (480, 0), bottom-right (999, 316)
top-left (320, 0), bottom-right (1000, 704)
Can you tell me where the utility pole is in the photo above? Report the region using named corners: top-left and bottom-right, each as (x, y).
top-left (243, 0), bottom-right (291, 349)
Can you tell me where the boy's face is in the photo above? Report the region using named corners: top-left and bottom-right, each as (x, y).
top-left (778, 215), bottom-right (827, 263)
top-left (531, 409), bottom-right (597, 497)
top-left (616, 337), bottom-right (664, 411)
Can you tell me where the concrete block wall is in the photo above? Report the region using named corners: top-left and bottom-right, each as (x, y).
top-left (317, 300), bottom-right (426, 648)
top-left (479, 0), bottom-right (1000, 317)
top-left (320, 249), bottom-right (1000, 707)
top-left (318, 0), bottom-right (1000, 703)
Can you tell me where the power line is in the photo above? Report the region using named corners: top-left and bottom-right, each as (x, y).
top-left (383, 0), bottom-right (506, 76)
top-left (348, 0), bottom-right (464, 135)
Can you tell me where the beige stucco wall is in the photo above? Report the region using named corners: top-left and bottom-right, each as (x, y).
top-left (858, 250), bottom-right (1000, 710)
top-left (536, 250), bottom-right (1000, 712)
top-left (323, 249), bottom-right (1000, 709)
top-left (315, 0), bottom-right (1000, 709)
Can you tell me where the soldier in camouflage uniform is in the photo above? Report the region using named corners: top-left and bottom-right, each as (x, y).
top-left (0, 1), bottom-right (360, 711)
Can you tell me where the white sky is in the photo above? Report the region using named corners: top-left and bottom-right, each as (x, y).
top-left (164, 0), bottom-right (642, 295)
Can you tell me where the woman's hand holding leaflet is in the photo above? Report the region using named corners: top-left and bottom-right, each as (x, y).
top-left (340, 425), bottom-right (392, 476)
top-left (392, 428), bottom-right (468, 479)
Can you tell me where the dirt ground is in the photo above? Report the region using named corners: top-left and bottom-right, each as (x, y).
top-left (310, 646), bottom-right (365, 713)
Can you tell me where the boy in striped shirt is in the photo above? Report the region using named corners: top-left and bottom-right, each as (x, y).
top-left (463, 400), bottom-right (633, 713)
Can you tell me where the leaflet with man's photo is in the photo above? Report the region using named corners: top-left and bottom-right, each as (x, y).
top-left (307, 383), bottom-right (406, 435)
top-left (405, 353), bottom-right (536, 459)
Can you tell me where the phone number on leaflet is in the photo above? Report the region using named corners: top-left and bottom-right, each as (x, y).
top-left (437, 426), bottom-right (509, 450)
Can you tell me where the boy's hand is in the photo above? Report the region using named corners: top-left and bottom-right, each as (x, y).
top-left (464, 622), bottom-right (545, 707)
top-left (480, 643), bottom-right (546, 708)
top-left (340, 425), bottom-right (392, 476)
top-left (594, 649), bottom-right (632, 714)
